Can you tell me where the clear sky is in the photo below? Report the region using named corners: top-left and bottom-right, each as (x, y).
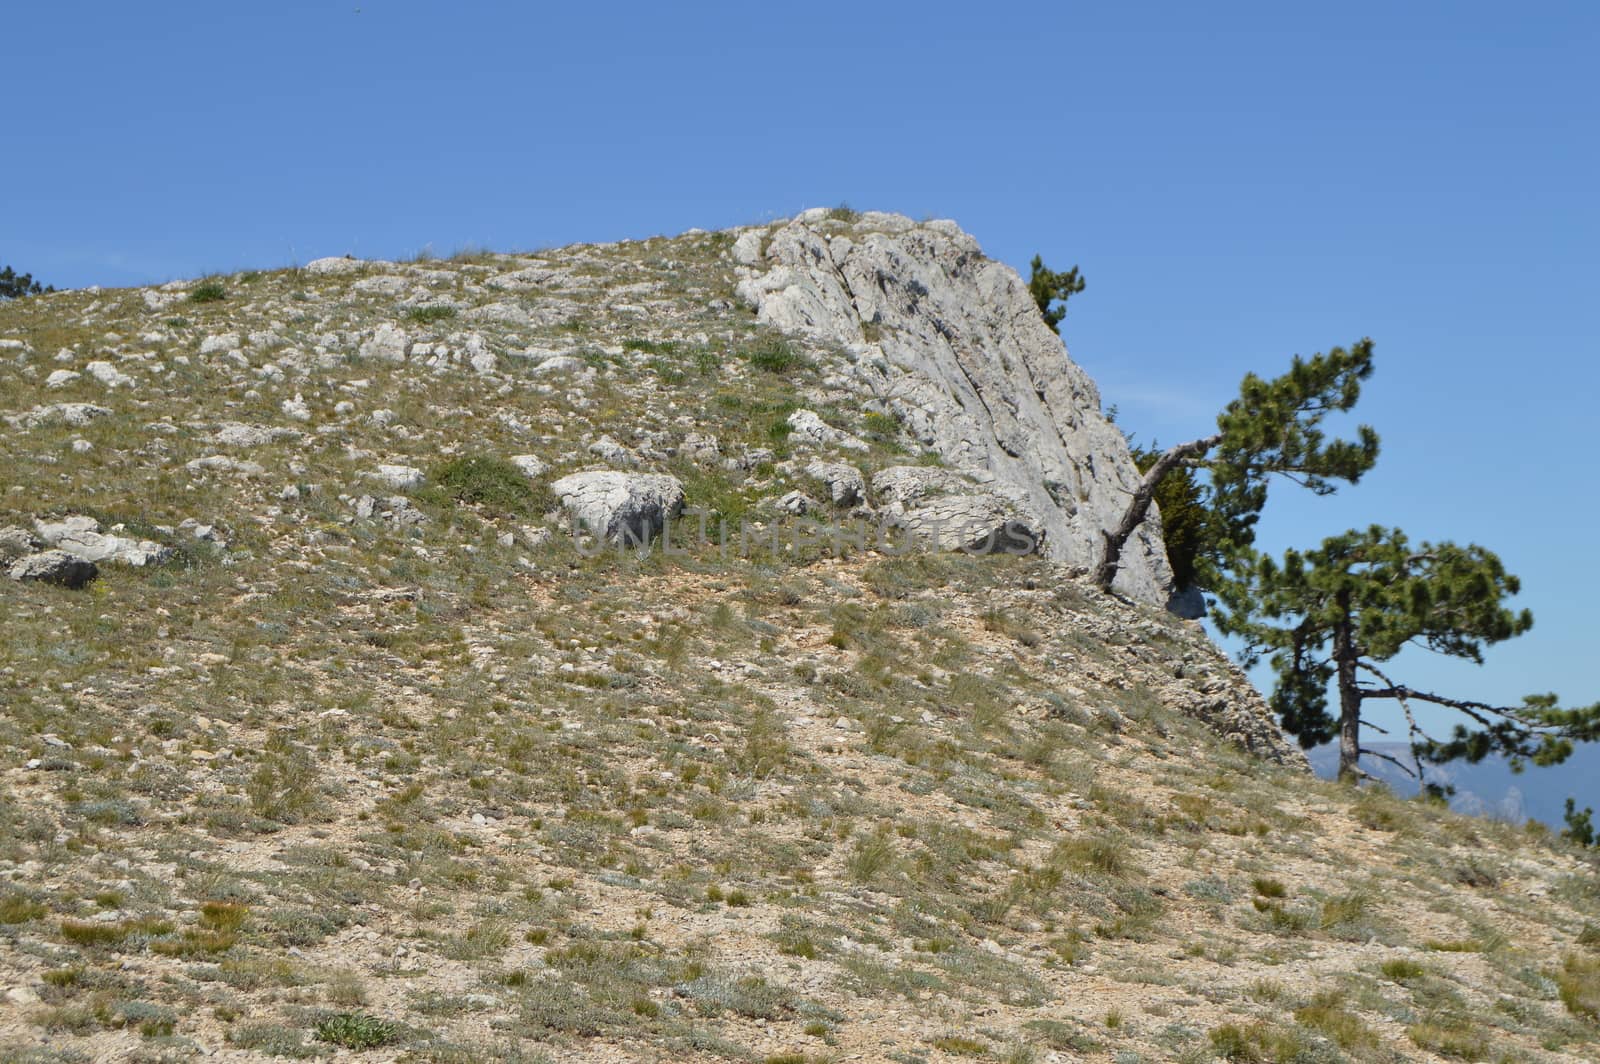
top-left (5, 2), bottom-right (1597, 745)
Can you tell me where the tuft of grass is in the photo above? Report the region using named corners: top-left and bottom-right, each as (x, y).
top-left (189, 280), bottom-right (227, 303)
top-left (744, 337), bottom-right (808, 375)
top-left (846, 832), bottom-right (898, 884)
top-left (1251, 876), bottom-right (1287, 899)
top-left (1557, 951), bottom-right (1600, 1020)
top-left (1381, 958), bottom-right (1427, 981)
top-left (0, 892), bottom-right (47, 924)
top-left (404, 305), bottom-right (458, 324)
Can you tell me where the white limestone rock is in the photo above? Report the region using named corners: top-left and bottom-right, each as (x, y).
top-left (304, 256), bottom-right (365, 275)
top-left (786, 409), bottom-right (868, 453)
top-left (738, 214), bottom-right (1174, 605)
top-left (5, 403), bottom-right (113, 430)
top-left (551, 471), bottom-right (684, 546)
top-left (86, 361), bottom-right (134, 389)
top-left (33, 516), bottom-right (172, 567)
top-left (368, 465), bottom-right (425, 491)
top-left (509, 455), bottom-right (549, 478)
top-left (804, 460), bottom-right (867, 507)
top-left (186, 455), bottom-right (267, 478)
top-left (359, 323), bottom-right (410, 363)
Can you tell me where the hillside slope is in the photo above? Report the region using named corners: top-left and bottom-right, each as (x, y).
top-left (2, 213), bottom-right (1599, 1063)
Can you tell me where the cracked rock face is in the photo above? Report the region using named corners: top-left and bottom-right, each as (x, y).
top-left (551, 471), bottom-right (685, 546)
top-left (737, 217), bottom-right (1174, 605)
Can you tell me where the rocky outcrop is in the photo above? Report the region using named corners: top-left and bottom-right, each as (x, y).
top-left (737, 213), bottom-right (1174, 605)
top-left (34, 516), bottom-right (172, 567)
top-left (551, 471), bottom-right (685, 546)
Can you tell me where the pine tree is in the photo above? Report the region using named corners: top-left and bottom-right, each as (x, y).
top-left (1093, 340), bottom-right (1380, 592)
top-left (1128, 443), bottom-right (1223, 592)
top-left (0, 263), bottom-right (53, 300)
top-left (1216, 524), bottom-right (1600, 782)
top-left (1028, 255), bottom-right (1084, 331)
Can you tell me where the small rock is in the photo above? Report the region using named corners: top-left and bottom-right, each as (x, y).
top-left (509, 454), bottom-right (548, 478)
top-left (368, 465), bottom-right (425, 491)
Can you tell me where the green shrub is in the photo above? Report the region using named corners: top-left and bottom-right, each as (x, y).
top-left (404, 305), bottom-right (458, 324)
top-left (189, 280), bottom-right (227, 303)
top-left (744, 337), bottom-right (808, 375)
top-left (315, 1011), bottom-right (399, 1049)
top-left (424, 454), bottom-right (551, 517)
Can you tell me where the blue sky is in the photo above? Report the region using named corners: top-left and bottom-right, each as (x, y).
top-left (5, 3), bottom-right (1597, 747)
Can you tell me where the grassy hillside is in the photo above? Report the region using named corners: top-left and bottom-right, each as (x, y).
top-left (2, 220), bottom-right (1599, 1062)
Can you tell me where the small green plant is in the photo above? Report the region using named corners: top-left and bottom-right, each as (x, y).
top-left (744, 337), bottom-right (807, 375)
top-left (1381, 958), bottom-right (1426, 981)
top-left (189, 280), bottom-right (227, 303)
top-left (314, 1011), bottom-right (399, 1049)
top-left (404, 305), bottom-right (458, 324)
top-left (423, 453), bottom-right (550, 517)
top-left (1250, 877), bottom-right (1286, 898)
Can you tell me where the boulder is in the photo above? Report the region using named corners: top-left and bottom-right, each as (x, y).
top-left (804, 460), bottom-right (867, 507)
top-left (86, 361), bottom-right (134, 389)
top-left (786, 409), bottom-right (868, 453)
top-left (304, 255), bottom-right (365, 275)
top-left (551, 471), bottom-right (685, 546)
top-left (186, 455), bottom-right (266, 478)
top-left (509, 454), bottom-right (549, 478)
top-left (9, 550), bottom-right (97, 589)
top-left (359, 323), bottom-right (410, 363)
top-left (5, 403), bottom-right (112, 430)
top-left (0, 526), bottom-right (42, 561)
top-left (367, 465), bottom-right (425, 491)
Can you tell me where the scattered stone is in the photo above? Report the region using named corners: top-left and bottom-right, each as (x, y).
top-left (45, 369), bottom-right (81, 389)
top-left (587, 435), bottom-right (632, 464)
top-left (9, 550), bottom-right (98, 589)
top-left (368, 465), bottom-right (425, 491)
top-left (86, 360), bottom-right (135, 389)
top-left (352, 495), bottom-right (427, 526)
top-left (679, 432), bottom-right (722, 464)
top-left (0, 527), bottom-right (41, 561)
top-left (528, 354), bottom-right (586, 376)
top-left (509, 454), bottom-right (548, 478)
top-left (199, 333), bottom-right (241, 356)
top-left (731, 230), bottom-right (766, 266)
top-left (786, 409), bottom-right (869, 452)
top-left (281, 393), bottom-right (312, 422)
top-left (186, 455), bottom-right (266, 478)
top-left (304, 255), bottom-right (365, 275)
top-left (5, 403), bottom-right (113, 430)
top-left (359, 323), bottom-right (411, 363)
top-left (211, 422), bottom-right (302, 448)
top-left (804, 460), bottom-right (867, 507)
top-left (775, 491), bottom-right (816, 516)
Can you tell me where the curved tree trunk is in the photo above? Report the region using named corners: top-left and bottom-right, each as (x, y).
top-left (1332, 588), bottom-right (1363, 781)
top-left (1092, 433), bottom-right (1222, 591)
